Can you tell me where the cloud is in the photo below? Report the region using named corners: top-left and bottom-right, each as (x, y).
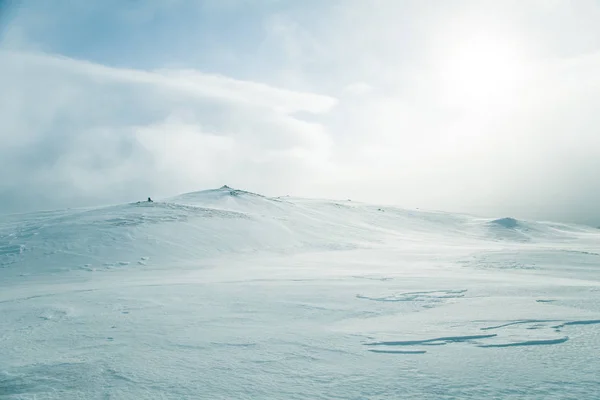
top-left (343, 82), bottom-right (373, 96)
top-left (0, 50), bottom-right (337, 212)
top-left (254, 0), bottom-right (600, 225)
top-left (335, 57), bottom-right (600, 224)
top-left (3, 1), bottom-right (600, 225)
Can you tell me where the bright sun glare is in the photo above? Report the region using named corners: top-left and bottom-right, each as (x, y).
top-left (440, 34), bottom-right (524, 107)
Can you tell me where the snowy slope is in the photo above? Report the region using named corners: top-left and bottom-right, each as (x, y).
top-left (1, 186), bottom-right (600, 399)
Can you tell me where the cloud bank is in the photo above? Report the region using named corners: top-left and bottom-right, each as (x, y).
top-left (0, 50), bottom-right (336, 212)
top-left (3, 0), bottom-right (600, 225)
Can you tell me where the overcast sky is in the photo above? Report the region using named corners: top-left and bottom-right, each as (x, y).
top-left (2, 0), bottom-right (600, 224)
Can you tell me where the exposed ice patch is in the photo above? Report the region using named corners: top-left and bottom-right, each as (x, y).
top-left (368, 349), bottom-right (427, 355)
top-left (552, 319), bottom-right (600, 329)
top-left (366, 334), bottom-right (497, 347)
top-left (356, 289), bottom-right (466, 305)
top-left (366, 316), bottom-right (600, 354)
top-left (478, 337), bottom-right (569, 348)
top-left (480, 320), bottom-right (560, 331)
top-left (481, 319), bottom-right (600, 332)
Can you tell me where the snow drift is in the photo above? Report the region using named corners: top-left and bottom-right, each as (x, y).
top-left (1, 186), bottom-right (600, 399)
top-left (2, 186), bottom-right (596, 278)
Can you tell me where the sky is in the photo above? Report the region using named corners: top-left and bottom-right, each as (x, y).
top-left (1, 0), bottom-right (600, 225)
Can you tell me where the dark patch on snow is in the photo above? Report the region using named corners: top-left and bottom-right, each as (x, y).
top-left (490, 217), bottom-right (519, 228)
top-left (478, 337), bottom-right (569, 348)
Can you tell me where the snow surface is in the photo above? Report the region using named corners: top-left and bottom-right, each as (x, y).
top-left (1, 186), bottom-right (600, 399)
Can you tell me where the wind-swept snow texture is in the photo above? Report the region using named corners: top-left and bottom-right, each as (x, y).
top-left (1, 186), bottom-right (600, 399)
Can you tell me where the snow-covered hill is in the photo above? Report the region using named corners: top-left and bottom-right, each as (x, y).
top-left (2, 187), bottom-right (600, 399)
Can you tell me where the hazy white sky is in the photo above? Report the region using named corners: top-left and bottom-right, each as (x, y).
top-left (2, 0), bottom-right (600, 224)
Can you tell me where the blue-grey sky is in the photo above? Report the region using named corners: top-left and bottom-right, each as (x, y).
top-left (2, 0), bottom-right (600, 224)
